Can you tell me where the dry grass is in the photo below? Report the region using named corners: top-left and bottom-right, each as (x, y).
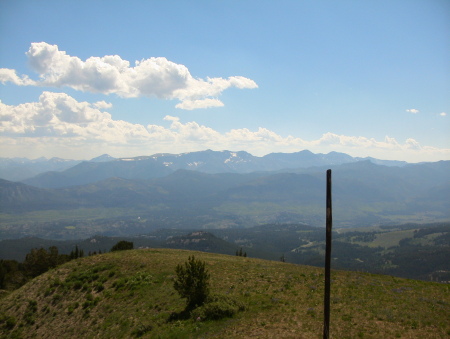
top-left (1, 248), bottom-right (449, 338)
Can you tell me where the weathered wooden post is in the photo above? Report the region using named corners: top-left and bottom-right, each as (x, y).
top-left (323, 169), bottom-right (332, 339)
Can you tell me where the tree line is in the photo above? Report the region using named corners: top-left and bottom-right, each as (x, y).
top-left (0, 241), bottom-right (133, 291)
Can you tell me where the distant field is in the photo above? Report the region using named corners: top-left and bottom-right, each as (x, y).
top-left (336, 226), bottom-right (386, 233)
top-left (368, 229), bottom-right (416, 248)
top-left (339, 228), bottom-right (426, 248)
top-left (0, 208), bottom-right (139, 225)
top-left (0, 208), bottom-right (149, 240)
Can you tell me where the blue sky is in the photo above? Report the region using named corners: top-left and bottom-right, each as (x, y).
top-left (0, 0), bottom-right (449, 162)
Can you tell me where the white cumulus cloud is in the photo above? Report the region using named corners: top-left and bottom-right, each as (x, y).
top-left (1, 93), bottom-right (449, 162)
top-left (93, 101), bottom-right (113, 109)
top-left (0, 42), bottom-right (258, 109)
top-left (406, 109), bottom-right (420, 114)
top-left (0, 92), bottom-right (149, 143)
top-left (0, 68), bottom-right (36, 86)
top-left (175, 98), bottom-right (224, 110)
top-left (440, 112), bottom-right (447, 117)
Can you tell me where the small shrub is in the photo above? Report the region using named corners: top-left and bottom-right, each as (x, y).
top-left (72, 280), bottom-right (82, 290)
top-left (132, 323), bottom-right (153, 337)
top-left (112, 277), bottom-right (128, 290)
top-left (44, 287), bottom-right (55, 296)
top-left (23, 300), bottom-right (38, 325)
top-left (51, 278), bottom-right (62, 288)
top-left (5, 316), bottom-right (16, 329)
top-left (82, 293), bottom-right (100, 311)
top-left (191, 294), bottom-right (245, 321)
top-left (112, 272), bottom-right (153, 291)
top-left (94, 282), bottom-right (104, 292)
top-left (173, 256), bottom-right (210, 310)
top-left (67, 302), bottom-right (79, 315)
top-left (0, 314), bottom-right (17, 330)
top-left (28, 300), bottom-right (37, 310)
top-left (51, 294), bottom-right (62, 305)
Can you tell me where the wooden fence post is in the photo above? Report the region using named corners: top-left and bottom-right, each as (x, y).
top-left (323, 169), bottom-right (332, 339)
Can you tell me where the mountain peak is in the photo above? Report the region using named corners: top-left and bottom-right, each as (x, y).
top-left (90, 154), bottom-right (116, 162)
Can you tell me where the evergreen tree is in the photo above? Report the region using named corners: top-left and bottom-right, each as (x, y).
top-left (70, 245), bottom-right (81, 260)
top-left (111, 241), bottom-right (134, 252)
top-left (236, 248), bottom-right (247, 257)
top-left (23, 247), bottom-right (67, 278)
top-left (173, 256), bottom-right (210, 309)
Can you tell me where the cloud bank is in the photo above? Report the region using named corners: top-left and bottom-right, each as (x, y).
top-left (1, 93), bottom-right (448, 162)
top-left (0, 42), bottom-right (258, 110)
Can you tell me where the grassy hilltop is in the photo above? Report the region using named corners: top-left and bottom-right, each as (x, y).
top-left (1, 249), bottom-right (449, 338)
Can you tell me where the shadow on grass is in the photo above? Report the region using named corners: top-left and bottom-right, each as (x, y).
top-left (167, 307), bottom-right (193, 322)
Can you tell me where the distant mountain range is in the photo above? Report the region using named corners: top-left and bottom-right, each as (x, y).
top-left (0, 157), bottom-right (82, 182)
top-left (0, 153), bottom-right (117, 182)
top-left (0, 149), bottom-right (408, 187)
top-left (0, 151), bottom-right (449, 232)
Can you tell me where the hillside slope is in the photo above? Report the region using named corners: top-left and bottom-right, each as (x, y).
top-left (1, 249), bottom-right (449, 338)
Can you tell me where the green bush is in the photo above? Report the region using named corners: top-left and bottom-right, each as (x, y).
top-left (132, 323), bottom-right (153, 337)
top-left (23, 300), bottom-right (38, 324)
top-left (52, 294), bottom-right (62, 305)
top-left (110, 241), bottom-right (134, 252)
top-left (5, 316), bottom-right (16, 329)
top-left (173, 256), bottom-right (210, 310)
top-left (0, 313), bottom-right (17, 330)
top-left (94, 282), bottom-right (104, 292)
top-left (191, 294), bottom-right (245, 321)
top-left (72, 280), bottom-right (82, 290)
top-left (112, 277), bottom-right (128, 290)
